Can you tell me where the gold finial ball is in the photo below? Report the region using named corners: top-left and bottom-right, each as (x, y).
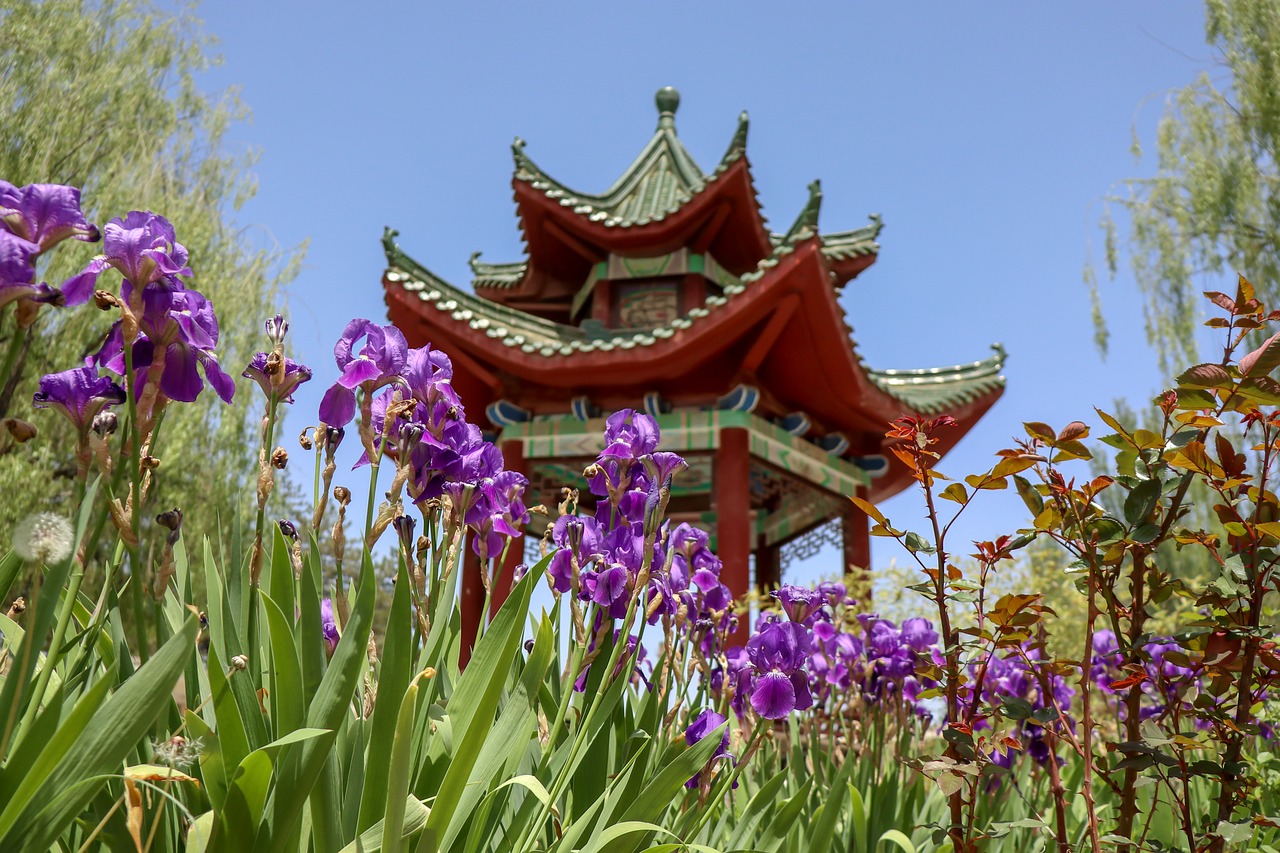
top-left (655, 86), bottom-right (680, 115)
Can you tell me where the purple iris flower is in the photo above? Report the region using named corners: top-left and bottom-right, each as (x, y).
top-left (464, 477), bottom-right (524, 560)
top-left (817, 581), bottom-right (846, 604)
top-left (775, 584), bottom-right (823, 624)
top-left (0, 231), bottom-right (60, 311)
top-left (600, 408), bottom-right (660, 460)
top-left (320, 598), bottom-right (340, 655)
top-left (401, 343), bottom-right (453, 397)
top-left (745, 621), bottom-right (813, 719)
top-left (64, 211), bottom-right (192, 298)
top-left (684, 709), bottom-right (733, 788)
top-left (643, 451), bottom-right (688, 483)
top-left (901, 617), bottom-right (938, 653)
top-left (32, 366), bottom-right (126, 433)
top-left (0, 181), bottom-right (100, 254)
top-left (548, 515), bottom-right (603, 593)
top-left (318, 319), bottom-right (409, 427)
top-left (93, 285), bottom-right (235, 404)
top-left (242, 351), bottom-right (312, 403)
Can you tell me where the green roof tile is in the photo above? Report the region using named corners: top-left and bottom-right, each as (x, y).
top-left (512, 87), bottom-right (750, 228)
top-left (866, 345), bottom-right (1008, 415)
top-left (468, 252), bottom-right (526, 289)
top-left (819, 214), bottom-right (884, 262)
top-left (384, 227), bottom-right (1005, 416)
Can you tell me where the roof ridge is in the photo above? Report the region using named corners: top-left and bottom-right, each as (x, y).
top-left (510, 90), bottom-right (755, 229)
top-left (782, 180), bottom-right (823, 244)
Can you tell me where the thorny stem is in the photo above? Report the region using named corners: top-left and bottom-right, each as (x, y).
top-left (1055, 482), bottom-right (1104, 853)
top-left (918, 475), bottom-right (967, 851)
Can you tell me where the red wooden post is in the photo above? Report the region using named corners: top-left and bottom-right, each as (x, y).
top-left (489, 438), bottom-right (526, 617)
top-left (459, 540), bottom-right (484, 669)
top-left (715, 427), bottom-right (751, 644)
top-left (844, 485), bottom-right (872, 600)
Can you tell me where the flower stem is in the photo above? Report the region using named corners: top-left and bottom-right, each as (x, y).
top-left (0, 320), bottom-right (30, 419)
top-left (13, 550), bottom-right (84, 744)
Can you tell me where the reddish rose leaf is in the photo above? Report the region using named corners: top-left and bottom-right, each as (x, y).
top-left (1023, 421), bottom-right (1056, 442)
top-left (1057, 421), bottom-right (1089, 442)
top-left (1240, 331), bottom-right (1280, 377)
top-left (1108, 672), bottom-right (1149, 691)
top-left (1204, 290), bottom-right (1236, 314)
top-left (1176, 363), bottom-right (1233, 389)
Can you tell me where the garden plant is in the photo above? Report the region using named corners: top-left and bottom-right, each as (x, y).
top-left (4, 181), bottom-right (1280, 852)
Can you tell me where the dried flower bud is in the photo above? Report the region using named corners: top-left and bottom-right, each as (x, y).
top-left (582, 464), bottom-right (600, 481)
top-left (155, 508), bottom-right (183, 532)
top-left (393, 514), bottom-right (416, 552)
top-left (141, 455), bottom-right (160, 470)
top-left (2, 418), bottom-right (36, 443)
top-left (93, 289), bottom-right (120, 310)
top-left (265, 350), bottom-right (284, 380)
top-left (230, 654), bottom-right (249, 672)
top-left (277, 518), bottom-right (299, 541)
top-left (92, 410), bottom-right (118, 437)
top-left (298, 428), bottom-right (314, 450)
top-left (6, 596), bottom-right (26, 619)
top-left (334, 486), bottom-right (351, 507)
top-left (271, 447), bottom-right (288, 469)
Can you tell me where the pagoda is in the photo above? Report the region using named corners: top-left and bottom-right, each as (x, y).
top-left (381, 87), bottom-right (1006, 650)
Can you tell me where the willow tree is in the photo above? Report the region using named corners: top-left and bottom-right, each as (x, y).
top-left (1094, 0), bottom-right (1280, 373)
top-left (0, 0), bottom-right (302, 552)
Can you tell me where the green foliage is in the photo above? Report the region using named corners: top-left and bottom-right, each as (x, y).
top-left (1099, 0), bottom-right (1280, 374)
top-left (0, 0), bottom-right (303, 554)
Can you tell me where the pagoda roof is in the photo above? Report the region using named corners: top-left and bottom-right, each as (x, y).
top-left (381, 88), bottom-right (1007, 503)
top-left (469, 253), bottom-right (526, 290)
top-left (381, 228), bottom-right (1006, 427)
top-left (866, 346), bottom-right (1006, 415)
top-left (511, 87), bottom-right (751, 230)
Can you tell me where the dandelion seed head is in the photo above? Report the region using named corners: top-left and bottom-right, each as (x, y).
top-left (12, 513), bottom-right (73, 564)
top-left (151, 735), bottom-right (202, 768)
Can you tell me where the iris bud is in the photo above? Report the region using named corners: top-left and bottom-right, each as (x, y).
top-left (92, 410), bottom-right (118, 437)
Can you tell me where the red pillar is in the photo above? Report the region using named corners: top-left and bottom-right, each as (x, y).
top-left (844, 486), bottom-right (872, 602)
top-left (459, 541), bottom-right (483, 670)
top-left (715, 427), bottom-right (751, 645)
top-left (489, 439), bottom-right (526, 617)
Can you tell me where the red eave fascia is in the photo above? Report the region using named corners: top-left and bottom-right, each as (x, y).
top-left (511, 158), bottom-right (772, 268)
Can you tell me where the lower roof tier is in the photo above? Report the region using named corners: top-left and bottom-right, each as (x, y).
top-left (382, 232), bottom-right (1007, 504)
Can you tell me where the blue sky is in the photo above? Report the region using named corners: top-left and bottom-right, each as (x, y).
top-left (194, 2), bottom-right (1215, 589)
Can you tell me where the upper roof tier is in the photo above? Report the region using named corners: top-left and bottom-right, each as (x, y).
top-left (511, 86), bottom-right (749, 229)
top-left (472, 88), bottom-right (882, 322)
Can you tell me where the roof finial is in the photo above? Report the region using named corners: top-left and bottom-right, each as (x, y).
top-left (655, 86), bottom-right (680, 128)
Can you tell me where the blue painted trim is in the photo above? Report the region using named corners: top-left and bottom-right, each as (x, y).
top-left (716, 383), bottom-right (760, 413)
top-left (777, 412), bottom-right (811, 436)
top-left (486, 399), bottom-right (531, 427)
top-left (642, 391), bottom-right (669, 418)
top-left (852, 454), bottom-right (889, 478)
top-left (817, 432), bottom-right (849, 455)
